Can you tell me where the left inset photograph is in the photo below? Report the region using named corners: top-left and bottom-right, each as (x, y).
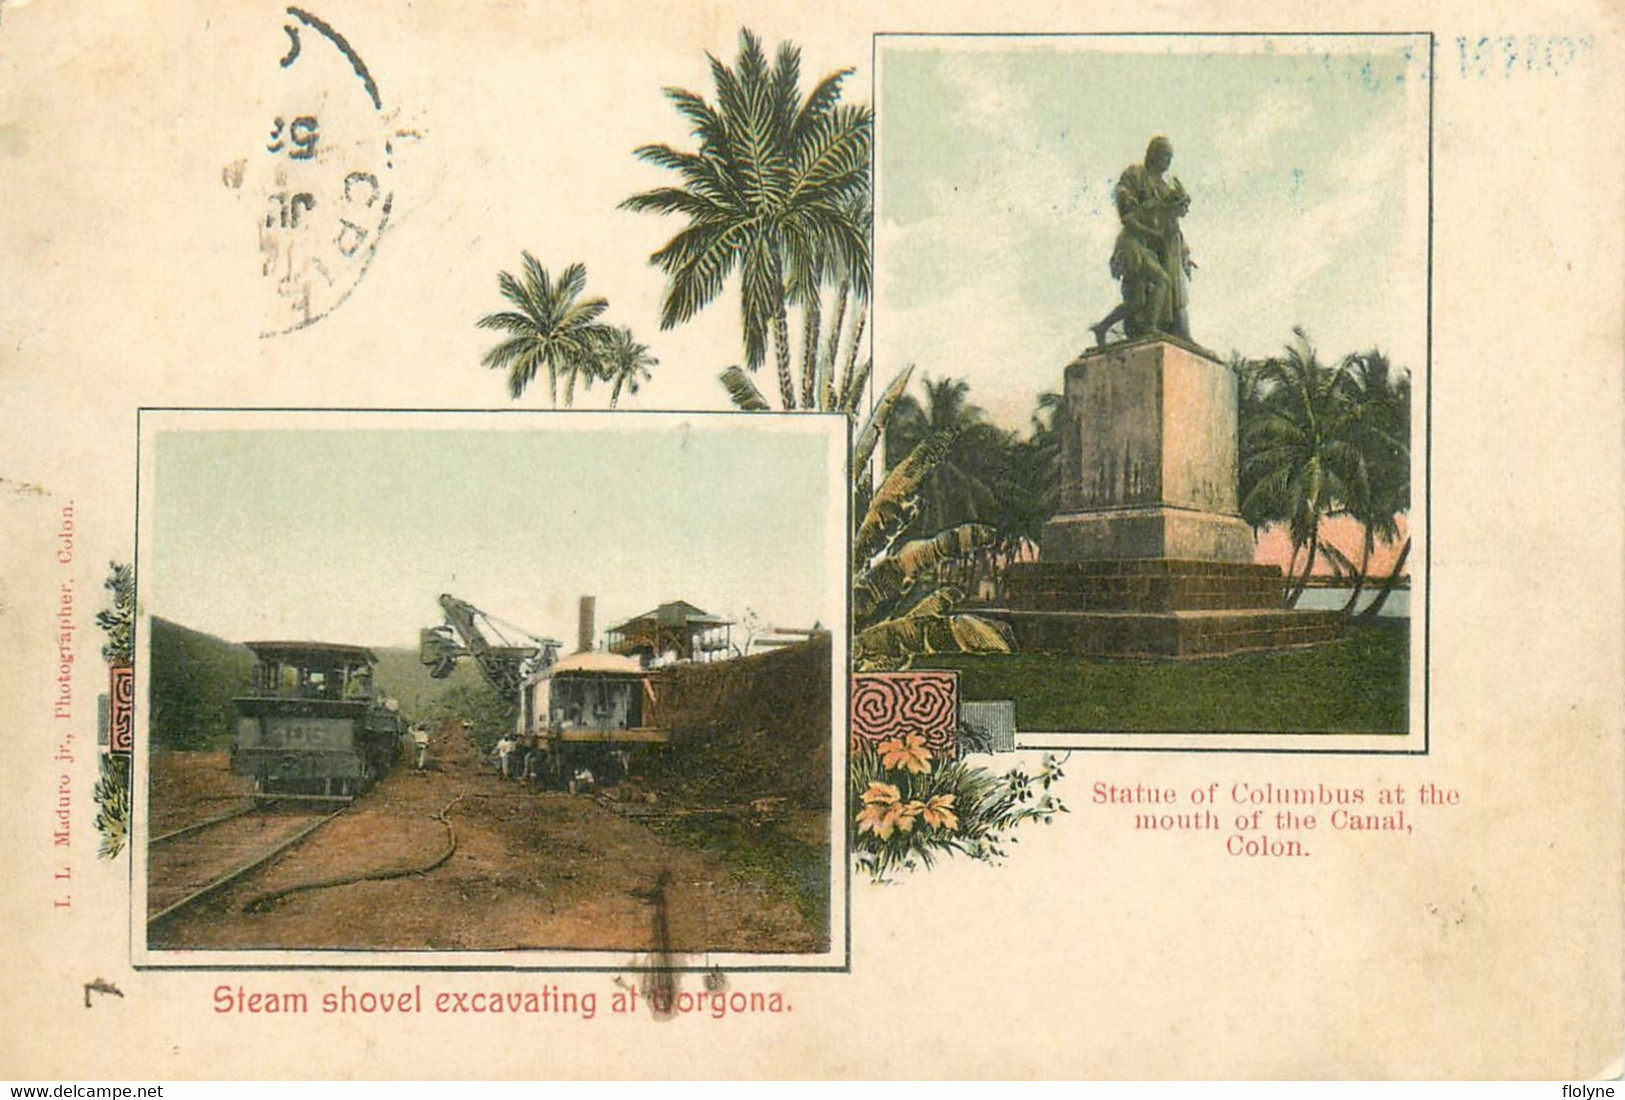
top-left (133, 409), bottom-right (848, 969)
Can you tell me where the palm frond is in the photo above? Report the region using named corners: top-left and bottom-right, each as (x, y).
top-left (854, 523), bottom-right (999, 625)
top-left (719, 365), bottom-right (771, 411)
top-left (855, 430), bottom-right (956, 565)
top-left (851, 365), bottom-right (914, 478)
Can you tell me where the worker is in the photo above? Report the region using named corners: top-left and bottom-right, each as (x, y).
top-left (412, 726), bottom-right (430, 772)
top-left (494, 735), bottom-right (516, 779)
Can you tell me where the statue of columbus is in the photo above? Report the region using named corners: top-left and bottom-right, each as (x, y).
top-left (1091, 136), bottom-right (1195, 347)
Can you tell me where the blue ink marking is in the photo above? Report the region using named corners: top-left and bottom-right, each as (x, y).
top-left (1456, 35), bottom-right (1594, 78)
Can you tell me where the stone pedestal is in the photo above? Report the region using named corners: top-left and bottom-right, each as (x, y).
top-left (996, 338), bottom-right (1342, 658)
top-left (1042, 337), bottom-right (1252, 563)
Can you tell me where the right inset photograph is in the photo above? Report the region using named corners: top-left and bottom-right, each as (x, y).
top-left (874, 34), bottom-right (1429, 752)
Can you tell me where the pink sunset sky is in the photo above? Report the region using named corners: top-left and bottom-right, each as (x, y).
top-left (1252, 514), bottom-right (1411, 578)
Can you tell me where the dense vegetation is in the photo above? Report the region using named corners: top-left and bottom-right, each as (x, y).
top-left (147, 617), bottom-right (254, 751)
top-left (146, 618), bottom-right (500, 752)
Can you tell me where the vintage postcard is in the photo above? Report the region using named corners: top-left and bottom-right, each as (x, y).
top-left (1, 0), bottom-right (1620, 1081)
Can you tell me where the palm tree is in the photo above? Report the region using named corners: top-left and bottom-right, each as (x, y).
top-left (886, 376), bottom-right (1007, 536)
top-left (1239, 329), bottom-right (1366, 607)
top-left (478, 254), bottom-right (613, 406)
top-left (600, 326), bottom-right (658, 408)
top-left (621, 28), bottom-right (872, 410)
top-left (825, 186), bottom-right (873, 413)
top-left (851, 368), bottom-right (1012, 670)
top-left (1337, 349), bottom-right (1411, 615)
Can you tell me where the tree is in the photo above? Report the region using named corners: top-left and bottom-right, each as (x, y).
top-left (622, 28), bottom-right (872, 411)
top-left (849, 369), bottom-right (1014, 668)
top-left (600, 326), bottom-right (658, 408)
top-left (478, 254), bottom-right (614, 406)
top-left (1238, 329), bottom-right (1367, 607)
top-left (828, 187), bottom-right (873, 412)
top-left (1337, 349), bottom-right (1411, 616)
top-left (1238, 332), bottom-right (1412, 612)
top-left (884, 376), bottom-right (1004, 534)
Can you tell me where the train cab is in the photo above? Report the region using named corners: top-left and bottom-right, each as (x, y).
top-left (233, 641), bottom-right (402, 797)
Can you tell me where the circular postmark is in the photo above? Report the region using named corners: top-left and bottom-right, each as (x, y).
top-left (230, 7), bottom-right (404, 338)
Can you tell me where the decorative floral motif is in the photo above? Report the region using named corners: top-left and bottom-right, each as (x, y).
top-left (920, 793), bottom-right (958, 831)
top-left (878, 732), bottom-right (932, 774)
top-left (856, 781), bottom-right (923, 840)
top-left (850, 744), bottom-right (1067, 880)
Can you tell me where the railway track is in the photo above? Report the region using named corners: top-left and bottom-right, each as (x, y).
top-left (147, 803), bottom-right (346, 928)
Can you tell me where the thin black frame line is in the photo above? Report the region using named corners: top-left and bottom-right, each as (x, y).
top-left (874, 31), bottom-right (1434, 39)
top-left (135, 962), bottom-right (851, 974)
top-left (130, 406), bottom-right (854, 975)
top-left (136, 405), bottom-right (851, 417)
top-left (872, 30), bottom-right (1433, 757)
top-left (127, 414), bottom-right (144, 966)
top-left (1423, 32), bottom-right (1435, 757)
top-left (1014, 745), bottom-right (1427, 756)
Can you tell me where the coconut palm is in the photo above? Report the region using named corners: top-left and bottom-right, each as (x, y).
top-left (600, 326), bottom-right (658, 408)
top-left (622, 28), bottom-right (872, 410)
top-left (826, 186), bottom-right (873, 413)
top-left (885, 376), bottom-right (1008, 538)
top-left (991, 392), bottom-right (1065, 556)
top-left (1239, 329), bottom-right (1366, 607)
top-left (1336, 349), bottom-right (1411, 615)
top-left (478, 255), bottom-right (613, 406)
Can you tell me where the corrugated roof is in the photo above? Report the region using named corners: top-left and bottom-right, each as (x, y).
top-left (611, 600), bottom-right (733, 631)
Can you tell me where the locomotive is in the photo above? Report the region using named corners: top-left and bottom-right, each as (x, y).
top-left (514, 650), bottom-right (667, 789)
top-left (231, 641), bottom-right (403, 797)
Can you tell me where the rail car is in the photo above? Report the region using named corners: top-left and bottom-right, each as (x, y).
top-left (514, 651), bottom-right (669, 790)
top-left (232, 641), bottom-right (403, 798)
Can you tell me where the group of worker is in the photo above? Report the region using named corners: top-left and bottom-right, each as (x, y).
top-left (491, 735), bottom-right (547, 784)
top-left (490, 735), bottom-right (599, 792)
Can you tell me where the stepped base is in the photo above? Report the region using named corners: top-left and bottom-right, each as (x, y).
top-left (1005, 559), bottom-right (1285, 612)
top-left (991, 607), bottom-right (1346, 659)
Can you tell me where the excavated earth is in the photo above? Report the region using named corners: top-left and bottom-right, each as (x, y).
top-left (146, 720), bottom-right (830, 956)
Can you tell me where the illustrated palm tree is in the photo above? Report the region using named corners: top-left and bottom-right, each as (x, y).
top-left (1239, 329), bottom-right (1366, 607)
top-left (478, 254), bottom-right (614, 406)
top-left (622, 28), bottom-right (872, 411)
top-left (600, 326), bottom-right (658, 408)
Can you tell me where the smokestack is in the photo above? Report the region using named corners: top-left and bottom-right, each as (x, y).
top-left (578, 595), bottom-right (596, 653)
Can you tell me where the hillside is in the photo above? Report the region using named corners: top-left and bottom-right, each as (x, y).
top-left (147, 617), bottom-right (254, 751)
top-left (146, 621), bottom-right (508, 752)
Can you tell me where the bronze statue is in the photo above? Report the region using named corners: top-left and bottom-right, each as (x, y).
top-left (1091, 136), bottom-right (1195, 346)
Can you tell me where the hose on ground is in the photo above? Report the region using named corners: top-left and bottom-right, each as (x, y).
top-left (240, 795), bottom-right (463, 914)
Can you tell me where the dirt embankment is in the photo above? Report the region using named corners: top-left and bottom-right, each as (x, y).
top-left (640, 636), bottom-right (832, 810)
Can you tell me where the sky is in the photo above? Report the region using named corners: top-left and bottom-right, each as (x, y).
top-left (141, 412), bottom-right (844, 649)
top-left (876, 35), bottom-right (1431, 429)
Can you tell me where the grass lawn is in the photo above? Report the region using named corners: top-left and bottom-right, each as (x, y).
top-left (920, 620), bottom-right (1409, 734)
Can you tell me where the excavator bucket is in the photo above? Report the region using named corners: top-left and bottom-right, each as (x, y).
top-left (420, 626), bottom-right (466, 679)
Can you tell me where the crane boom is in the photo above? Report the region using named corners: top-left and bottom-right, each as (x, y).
top-left (420, 593), bottom-right (561, 703)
